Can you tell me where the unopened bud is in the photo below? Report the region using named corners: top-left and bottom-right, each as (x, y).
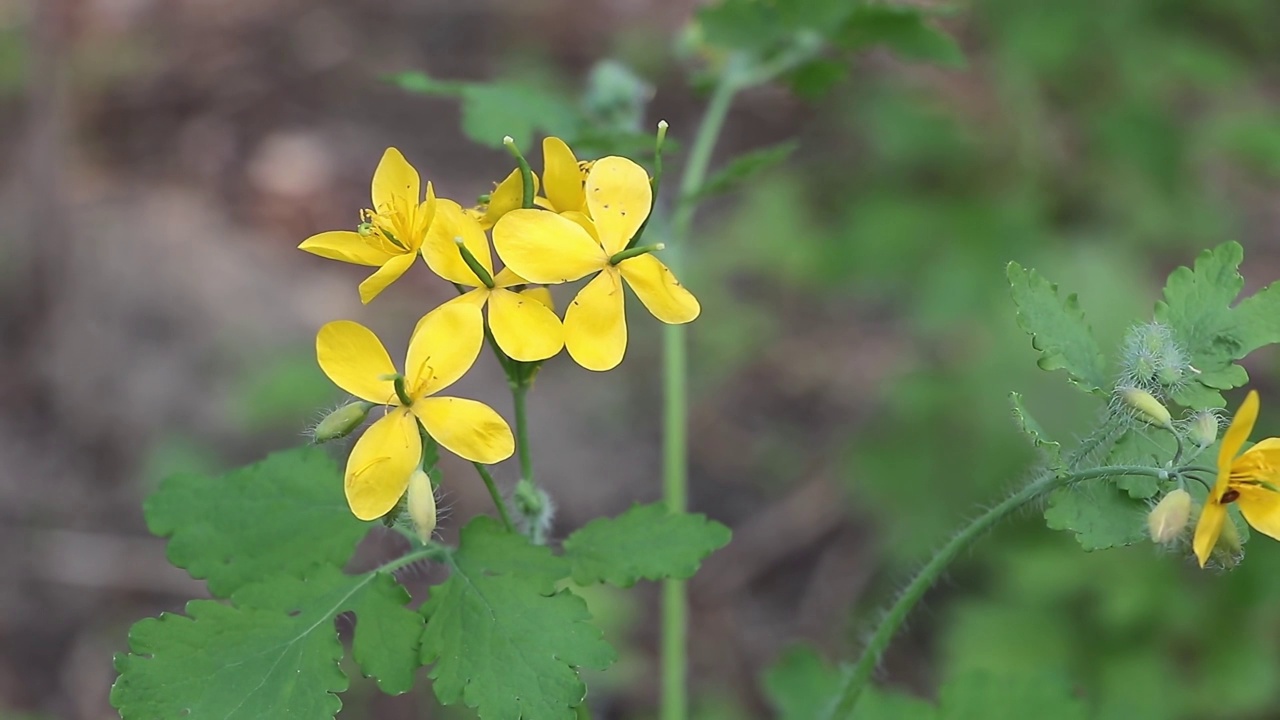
top-left (1148, 489), bottom-right (1192, 543)
top-left (312, 401), bottom-right (373, 443)
top-left (1119, 388), bottom-right (1174, 429)
top-left (406, 469), bottom-right (438, 543)
top-left (1188, 411), bottom-right (1220, 449)
top-left (513, 478), bottom-right (555, 545)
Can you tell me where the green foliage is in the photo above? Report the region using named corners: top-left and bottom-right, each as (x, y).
top-left (1043, 478), bottom-right (1147, 551)
top-left (1009, 391), bottom-right (1063, 470)
top-left (1154, 241), bottom-right (1280, 408)
top-left (389, 71), bottom-right (579, 150)
top-left (687, 141), bottom-right (799, 201)
top-left (421, 517), bottom-right (615, 720)
top-left (1007, 262), bottom-right (1108, 394)
top-left (562, 502), bottom-right (732, 587)
top-left (835, 6), bottom-right (966, 68)
top-left (143, 447), bottom-right (369, 597)
top-left (111, 566), bottom-right (421, 718)
top-left (762, 645), bottom-right (1086, 720)
top-left (118, 449), bottom-right (730, 719)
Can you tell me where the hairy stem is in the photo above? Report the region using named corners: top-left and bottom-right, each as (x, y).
top-left (472, 462), bottom-right (515, 532)
top-left (824, 464), bottom-right (1171, 719)
top-left (660, 57), bottom-right (745, 720)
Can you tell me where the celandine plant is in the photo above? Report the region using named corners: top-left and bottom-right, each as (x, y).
top-left (106, 1), bottom-right (1280, 718)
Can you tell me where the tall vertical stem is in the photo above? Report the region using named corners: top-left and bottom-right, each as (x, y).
top-left (660, 58), bottom-right (744, 720)
top-left (513, 382), bottom-right (534, 483)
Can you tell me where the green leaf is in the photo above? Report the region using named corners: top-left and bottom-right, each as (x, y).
top-left (1009, 392), bottom-right (1063, 471)
top-left (938, 669), bottom-right (1087, 720)
top-left (1105, 429), bottom-right (1176, 499)
top-left (787, 58), bottom-right (850, 100)
top-left (389, 71), bottom-right (579, 149)
top-left (697, 1), bottom-right (787, 55)
top-left (1007, 262), bottom-right (1109, 394)
top-left (144, 447), bottom-right (370, 597)
top-left (687, 141), bottom-right (799, 202)
top-left (1044, 479), bottom-right (1147, 551)
top-left (1155, 242), bottom-right (1280, 409)
top-left (421, 517), bottom-right (616, 719)
top-left (111, 565), bottom-right (423, 719)
top-left (563, 503), bottom-right (732, 587)
top-left (762, 645), bottom-right (934, 720)
top-left (835, 6), bottom-right (966, 69)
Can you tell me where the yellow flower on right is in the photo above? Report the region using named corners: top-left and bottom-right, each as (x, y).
top-left (492, 155), bottom-right (700, 371)
top-left (1193, 390), bottom-right (1280, 567)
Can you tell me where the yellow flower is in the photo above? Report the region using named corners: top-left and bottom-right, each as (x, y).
top-left (421, 200), bottom-right (564, 362)
top-left (491, 156), bottom-right (700, 371)
top-left (468, 137), bottom-right (587, 228)
top-left (315, 304), bottom-right (514, 520)
top-left (1192, 390), bottom-right (1280, 567)
top-left (299, 148), bottom-right (437, 303)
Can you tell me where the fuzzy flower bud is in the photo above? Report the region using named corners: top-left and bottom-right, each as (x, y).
top-left (406, 469), bottom-right (438, 543)
top-left (311, 401), bottom-right (373, 443)
top-left (1118, 387), bottom-right (1174, 429)
top-left (1148, 489), bottom-right (1192, 544)
top-left (513, 478), bottom-right (555, 545)
top-left (1187, 411), bottom-right (1220, 449)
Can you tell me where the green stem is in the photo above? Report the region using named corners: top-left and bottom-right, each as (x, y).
top-left (503, 136), bottom-right (536, 209)
top-left (660, 56), bottom-right (745, 720)
top-left (473, 462), bottom-right (515, 532)
top-left (379, 541), bottom-right (451, 572)
top-left (609, 243), bottom-right (665, 266)
top-left (513, 382), bottom-right (534, 483)
top-left (822, 463), bottom-right (1172, 719)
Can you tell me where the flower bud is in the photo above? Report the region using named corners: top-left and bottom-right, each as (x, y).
top-left (1188, 411), bottom-right (1220, 449)
top-left (1118, 387), bottom-right (1174, 429)
top-left (311, 401), bottom-right (373, 443)
top-left (406, 469), bottom-right (438, 543)
top-left (1148, 489), bottom-right (1192, 544)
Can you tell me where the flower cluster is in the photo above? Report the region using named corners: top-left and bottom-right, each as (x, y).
top-left (1141, 390), bottom-right (1280, 567)
top-left (300, 139), bottom-right (700, 520)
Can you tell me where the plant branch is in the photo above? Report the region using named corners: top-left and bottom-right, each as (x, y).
top-left (472, 462), bottom-right (515, 532)
top-left (823, 463), bottom-right (1174, 719)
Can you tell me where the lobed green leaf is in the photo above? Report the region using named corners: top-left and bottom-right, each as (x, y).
top-left (421, 517), bottom-right (616, 720)
top-left (143, 447), bottom-right (370, 597)
top-left (111, 565), bottom-right (423, 719)
top-left (1155, 241), bottom-right (1280, 408)
top-left (1009, 392), bottom-right (1064, 471)
top-left (1007, 262), bottom-right (1109, 394)
top-left (563, 503), bottom-right (732, 587)
top-left (1044, 479), bottom-right (1148, 551)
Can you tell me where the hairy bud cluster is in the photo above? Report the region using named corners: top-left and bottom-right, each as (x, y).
top-left (513, 478), bottom-right (555, 545)
top-left (1119, 322), bottom-right (1192, 392)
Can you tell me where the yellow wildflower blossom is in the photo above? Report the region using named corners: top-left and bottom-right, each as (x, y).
top-left (1192, 390), bottom-right (1280, 567)
top-left (491, 156), bottom-right (700, 371)
top-left (315, 304), bottom-right (514, 520)
top-left (468, 137), bottom-right (587, 228)
top-left (421, 200), bottom-right (564, 362)
top-left (299, 148), bottom-right (436, 303)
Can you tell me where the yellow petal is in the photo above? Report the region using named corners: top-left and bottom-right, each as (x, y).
top-left (489, 287), bottom-right (564, 361)
top-left (1193, 501), bottom-right (1227, 568)
top-left (617, 253), bottom-right (701, 324)
top-left (560, 210), bottom-right (601, 243)
top-left (481, 168), bottom-right (539, 229)
top-left (564, 270), bottom-right (627, 371)
top-left (543, 136), bottom-right (585, 213)
top-left (299, 230), bottom-right (394, 266)
top-left (372, 147), bottom-right (420, 214)
top-left (1217, 390), bottom-right (1260, 496)
top-left (344, 409), bottom-right (420, 520)
top-left (492, 266), bottom-right (526, 287)
top-left (585, 156), bottom-right (652, 255)
top-left (411, 396), bottom-right (515, 464)
top-left (421, 199), bottom-right (494, 286)
top-left (492, 208), bottom-right (607, 284)
top-left (1232, 437), bottom-right (1280, 485)
top-left (316, 320), bottom-right (397, 404)
top-left (1238, 485), bottom-right (1280, 542)
top-left (357, 252), bottom-right (417, 304)
top-left (521, 286), bottom-right (555, 312)
top-left (405, 302), bottom-right (484, 397)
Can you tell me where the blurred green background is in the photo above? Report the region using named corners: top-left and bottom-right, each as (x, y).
top-left (3, 0), bottom-right (1280, 718)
